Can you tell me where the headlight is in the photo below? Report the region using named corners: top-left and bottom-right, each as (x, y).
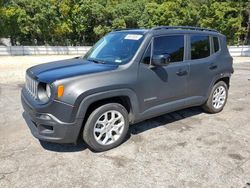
top-left (38, 83), bottom-right (52, 103)
top-left (46, 84), bottom-right (51, 98)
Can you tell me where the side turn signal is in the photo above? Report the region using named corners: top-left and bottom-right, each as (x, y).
top-left (57, 85), bottom-right (64, 98)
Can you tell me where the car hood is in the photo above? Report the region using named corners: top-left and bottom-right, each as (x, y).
top-left (27, 58), bottom-right (119, 83)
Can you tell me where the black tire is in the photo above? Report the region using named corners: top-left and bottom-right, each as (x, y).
top-left (202, 81), bottom-right (228, 113)
top-left (83, 103), bottom-right (129, 152)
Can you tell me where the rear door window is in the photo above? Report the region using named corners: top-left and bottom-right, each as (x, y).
top-left (191, 35), bottom-right (210, 60)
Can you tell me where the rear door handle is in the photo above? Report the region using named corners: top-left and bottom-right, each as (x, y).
top-left (176, 70), bottom-right (188, 76)
top-left (209, 64), bottom-right (218, 70)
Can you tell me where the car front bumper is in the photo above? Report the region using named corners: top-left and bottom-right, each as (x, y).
top-left (21, 89), bottom-right (83, 143)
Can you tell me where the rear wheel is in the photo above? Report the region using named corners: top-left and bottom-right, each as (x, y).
top-left (202, 81), bottom-right (228, 113)
top-left (83, 103), bottom-right (129, 152)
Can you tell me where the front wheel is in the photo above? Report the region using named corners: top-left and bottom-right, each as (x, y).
top-left (83, 103), bottom-right (129, 152)
top-left (202, 81), bottom-right (228, 113)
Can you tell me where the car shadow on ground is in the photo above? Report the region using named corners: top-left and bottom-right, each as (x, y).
top-left (40, 140), bottom-right (88, 152)
top-left (40, 106), bottom-right (203, 152)
top-left (129, 106), bottom-right (203, 135)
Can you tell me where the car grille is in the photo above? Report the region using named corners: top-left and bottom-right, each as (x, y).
top-left (25, 74), bottom-right (38, 99)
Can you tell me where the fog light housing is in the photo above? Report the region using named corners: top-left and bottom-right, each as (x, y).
top-left (37, 114), bottom-right (51, 120)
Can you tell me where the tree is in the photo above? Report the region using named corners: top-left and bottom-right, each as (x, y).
top-left (139, 0), bottom-right (199, 28)
top-left (241, 0), bottom-right (250, 44)
top-left (0, 0), bottom-right (249, 45)
top-left (0, 5), bottom-right (23, 44)
top-left (198, 0), bottom-right (245, 45)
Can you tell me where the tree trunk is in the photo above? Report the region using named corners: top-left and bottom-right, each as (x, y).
top-left (245, 21), bottom-right (250, 45)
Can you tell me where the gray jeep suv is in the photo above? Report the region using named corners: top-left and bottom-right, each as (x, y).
top-left (22, 26), bottom-right (233, 151)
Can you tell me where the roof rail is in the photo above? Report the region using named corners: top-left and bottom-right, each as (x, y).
top-left (113, 28), bottom-right (135, 31)
top-left (152, 26), bottom-right (218, 33)
top-left (112, 28), bottom-right (128, 31)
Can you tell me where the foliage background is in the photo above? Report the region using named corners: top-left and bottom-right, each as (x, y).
top-left (0, 0), bottom-right (249, 46)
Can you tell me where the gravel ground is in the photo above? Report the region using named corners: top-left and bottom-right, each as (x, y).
top-left (0, 56), bottom-right (250, 188)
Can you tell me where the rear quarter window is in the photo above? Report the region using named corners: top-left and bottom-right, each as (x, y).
top-left (213, 36), bottom-right (220, 52)
top-left (191, 35), bottom-right (210, 60)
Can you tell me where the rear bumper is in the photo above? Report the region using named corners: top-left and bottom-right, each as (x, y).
top-left (21, 89), bottom-right (83, 143)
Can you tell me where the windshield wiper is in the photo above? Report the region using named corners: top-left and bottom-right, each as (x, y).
top-left (87, 58), bottom-right (105, 64)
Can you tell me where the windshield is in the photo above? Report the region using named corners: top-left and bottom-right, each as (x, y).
top-left (84, 32), bottom-right (144, 64)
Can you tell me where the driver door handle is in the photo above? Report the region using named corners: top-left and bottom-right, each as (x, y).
top-left (209, 64), bottom-right (218, 70)
top-left (176, 70), bottom-right (188, 76)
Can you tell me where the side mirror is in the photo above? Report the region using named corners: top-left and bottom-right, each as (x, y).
top-left (151, 54), bottom-right (171, 66)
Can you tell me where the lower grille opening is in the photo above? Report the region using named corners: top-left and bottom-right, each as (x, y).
top-left (32, 120), bottom-right (38, 127)
top-left (39, 124), bottom-right (54, 133)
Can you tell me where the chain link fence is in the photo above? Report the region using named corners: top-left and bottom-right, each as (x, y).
top-left (0, 46), bottom-right (91, 56)
top-left (0, 45), bottom-right (249, 56)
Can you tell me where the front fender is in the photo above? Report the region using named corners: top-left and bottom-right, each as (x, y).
top-left (75, 89), bottom-right (140, 123)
